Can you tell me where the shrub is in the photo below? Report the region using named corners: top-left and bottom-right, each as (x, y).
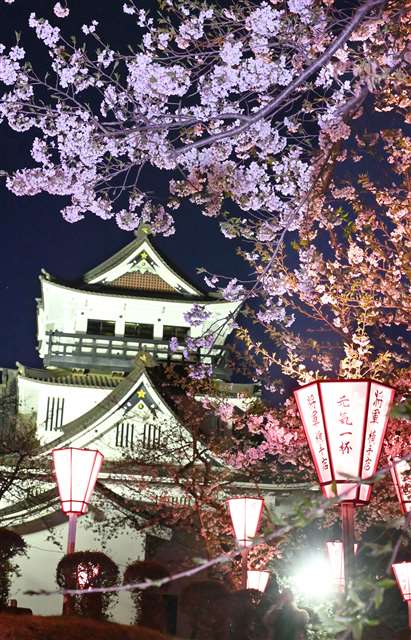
top-left (56, 551), bottom-right (119, 620)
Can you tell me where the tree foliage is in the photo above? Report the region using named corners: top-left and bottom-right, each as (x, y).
top-left (56, 551), bottom-right (119, 620)
top-left (0, 528), bottom-right (26, 607)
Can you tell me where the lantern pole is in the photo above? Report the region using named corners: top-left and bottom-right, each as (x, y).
top-left (62, 514), bottom-right (78, 616)
top-left (66, 513), bottom-right (78, 555)
top-left (63, 514), bottom-right (78, 615)
top-left (241, 548), bottom-right (248, 590)
top-left (341, 503), bottom-right (355, 592)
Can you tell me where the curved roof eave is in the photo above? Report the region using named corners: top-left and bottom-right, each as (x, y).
top-left (40, 275), bottom-right (239, 312)
top-left (32, 362), bottom-right (224, 467)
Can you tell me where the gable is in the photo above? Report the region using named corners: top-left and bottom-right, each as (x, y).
top-left (84, 233), bottom-right (202, 297)
top-left (33, 364), bottom-right (222, 467)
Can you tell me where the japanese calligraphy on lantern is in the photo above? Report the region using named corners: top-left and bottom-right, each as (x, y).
top-left (359, 382), bottom-right (395, 502)
top-left (320, 381), bottom-right (368, 494)
top-left (389, 457), bottom-right (411, 515)
top-left (293, 383), bottom-right (332, 493)
top-left (336, 393), bottom-right (354, 456)
top-left (294, 379), bottom-right (395, 504)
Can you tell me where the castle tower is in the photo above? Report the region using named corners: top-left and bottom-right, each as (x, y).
top-left (0, 232), bottom-right (261, 623)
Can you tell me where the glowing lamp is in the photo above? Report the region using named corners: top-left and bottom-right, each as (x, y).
top-left (326, 541), bottom-right (358, 592)
top-left (227, 496), bottom-right (264, 590)
top-left (294, 380), bottom-right (395, 503)
top-left (77, 563), bottom-right (100, 589)
top-left (52, 447), bottom-right (103, 614)
top-left (247, 570), bottom-right (270, 592)
top-left (227, 497), bottom-right (264, 548)
top-left (389, 457), bottom-right (411, 515)
top-left (393, 562), bottom-right (411, 600)
top-left (53, 447), bottom-right (104, 515)
top-left (392, 562), bottom-right (411, 629)
top-left (294, 379), bottom-right (395, 592)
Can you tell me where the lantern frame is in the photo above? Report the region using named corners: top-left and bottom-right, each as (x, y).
top-left (393, 562), bottom-right (411, 602)
top-left (393, 562), bottom-right (411, 631)
top-left (326, 540), bottom-right (358, 592)
top-left (389, 457), bottom-right (411, 515)
top-left (247, 570), bottom-right (270, 592)
top-left (52, 447), bottom-right (104, 515)
top-left (293, 378), bottom-right (395, 505)
top-left (226, 496), bottom-right (264, 548)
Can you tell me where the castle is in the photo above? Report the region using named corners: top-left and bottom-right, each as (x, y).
top-left (0, 230), bottom-right (282, 625)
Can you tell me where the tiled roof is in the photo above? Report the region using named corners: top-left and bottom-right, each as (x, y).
top-left (109, 271), bottom-right (176, 293)
top-left (19, 367), bottom-right (122, 389)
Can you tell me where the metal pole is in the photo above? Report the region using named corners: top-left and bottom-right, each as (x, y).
top-left (341, 503), bottom-right (355, 593)
top-left (241, 548), bottom-right (248, 590)
top-left (62, 513), bottom-right (77, 615)
top-left (66, 513), bottom-right (77, 554)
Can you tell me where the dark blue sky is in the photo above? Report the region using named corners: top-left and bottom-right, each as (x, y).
top-left (0, 1), bottom-right (247, 370)
top-left (0, 2), bottom-right (405, 377)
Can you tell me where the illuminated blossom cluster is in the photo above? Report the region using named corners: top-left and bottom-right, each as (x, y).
top-left (188, 363), bottom-right (213, 380)
top-left (183, 305), bottom-right (211, 327)
top-left (226, 399), bottom-right (311, 471)
top-left (0, 0), bottom-right (404, 249)
top-left (54, 2), bottom-right (69, 18)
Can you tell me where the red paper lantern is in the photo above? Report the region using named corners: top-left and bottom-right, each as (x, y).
top-left (227, 497), bottom-right (264, 548)
top-left (393, 562), bottom-right (411, 601)
top-left (327, 541), bottom-right (358, 592)
top-left (52, 447), bottom-right (104, 515)
top-left (393, 562), bottom-right (411, 630)
top-left (294, 379), bottom-right (395, 503)
top-left (247, 570), bottom-right (270, 592)
top-left (389, 457), bottom-right (411, 515)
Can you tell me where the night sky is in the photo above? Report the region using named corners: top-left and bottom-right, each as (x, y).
top-left (0, 1), bottom-right (247, 370)
top-left (0, 2), bottom-right (405, 376)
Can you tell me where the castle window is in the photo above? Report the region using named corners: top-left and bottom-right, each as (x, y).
top-left (143, 423), bottom-right (161, 449)
top-left (162, 326), bottom-right (189, 341)
top-left (87, 319), bottom-right (115, 336)
top-left (115, 422), bottom-right (135, 448)
top-left (45, 397), bottom-right (65, 431)
top-left (124, 323), bottom-right (154, 339)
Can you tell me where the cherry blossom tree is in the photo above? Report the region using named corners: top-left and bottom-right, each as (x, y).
top-left (0, 5), bottom-right (410, 633)
top-left (0, 0), bottom-right (407, 244)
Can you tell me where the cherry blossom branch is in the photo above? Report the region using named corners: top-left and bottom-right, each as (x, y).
top-left (174, 0), bottom-right (386, 157)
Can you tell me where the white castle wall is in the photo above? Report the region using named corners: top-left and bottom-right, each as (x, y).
top-left (37, 279), bottom-right (237, 358)
top-left (18, 377), bottom-right (111, 445)
top-left (12, 507), bottom-right (146, 624)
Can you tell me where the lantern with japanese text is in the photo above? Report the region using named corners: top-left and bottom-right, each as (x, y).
top-left (326, 541), bottom-right (358, 592)
top-left (247, 570), bottom-right (270, 592)
top-left (227, 497), bottom-right (264, 589)
top-left (294, 380), bottom-right (395, 504)
top-left (392, 562), bottom-right (411, 629)
top-left (294, 379), bottom-right (395, 592)
top-left (389, 457), bottom-right (411, 516)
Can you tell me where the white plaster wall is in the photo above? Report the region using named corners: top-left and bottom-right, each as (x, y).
top-left (12, 510), bottom-right (146, 624)
top-left (18, 377), bottom-right (111, 445)
top-left (38, 280), bottom-right (237, 357)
